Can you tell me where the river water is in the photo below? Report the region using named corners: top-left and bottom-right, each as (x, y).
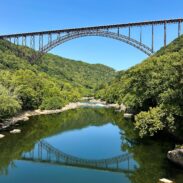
top-left (0, 107), bottom-right (182, 183)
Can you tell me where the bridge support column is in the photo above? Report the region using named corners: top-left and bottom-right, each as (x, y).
top-left (38, 142), bottom-right (42, 159)
top-left (164, 21), bottom-right (167, 47)
top-left (14, 37), bottom-right (19, 45)
top-left (29, 150), bottom-right (34, 159)
top-left (48, 34), bottom-right (52, 45)
top-left (140, 26), bottom-right (142, 44)
top-left (152, 24), bottom-right (154, 52)
top-left (178, 21), bottom-right (181, 37)
top-left (57, 33), bottom-right (61, 40)
top-left (30, 35), bottom-right (35, 49)
top-left (39, 34), bottom-right (43, 51)
top-left (17, 37), bottom-right (19, 45)
top-left (22, 36), bottom-right (23, 46)
top-left (117, 27), bottom-right (119, 36)
top-left (128, 27), bottom-right (131, 38)
top-left (22, 36), bottom-right (26, 46)
top-left (47, 150), bottom-right (51, 161)
top-left (56, 153), bottom-right (60, 162)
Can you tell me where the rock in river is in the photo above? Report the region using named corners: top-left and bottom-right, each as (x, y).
top-left (10, 129), bottom-right (21, 134)
top-left (0, 134), bottom-right (5, 139)
top-left (158, 178), bottom-right (174, 183)
top-left (124, 113), bottom-right (133, 119)
top-left (167, 148), bottom-right (183, 168)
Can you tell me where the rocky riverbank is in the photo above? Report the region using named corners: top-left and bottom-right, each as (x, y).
top-left (167, 147), bottom-right (183, 168)
top-left (0, 99), bottom-right (126, 132)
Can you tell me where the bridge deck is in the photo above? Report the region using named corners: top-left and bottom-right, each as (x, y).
top-left (0, 18), bottom-right (182, 38)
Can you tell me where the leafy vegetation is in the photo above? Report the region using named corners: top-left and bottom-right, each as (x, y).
top-left (39, 54), bottom-right (116, 90)
top-left (96, 35), bottom-right (183, 138)
top-left (0, 39), bottom-right (115, 120)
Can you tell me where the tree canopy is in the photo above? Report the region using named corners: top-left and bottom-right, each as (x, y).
top-left (96, 35), bottom-right (183, 138)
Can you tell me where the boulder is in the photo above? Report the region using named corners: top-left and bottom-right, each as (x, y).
top-left (10, 129), bottom-right (21, 134)
top-left (120, 104), bottom-right (126, 111)
top-left (0, 134), bottom-right (5, 139)
top-left (106, 104), bottom-right (120, 108)
top-left (167, 148), bottom-right (183, 168)
top-left (158, 178), bottom-right (174, 183)
top-left (22, 116), bottom-right (29, 121)
top-left (124, 113), bottom-right (133, 119)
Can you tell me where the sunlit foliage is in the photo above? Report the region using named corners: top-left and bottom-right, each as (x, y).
top-left (0, 39), bottom-right (115, 120)
top-left (96, 35), bottom-right (183, 137)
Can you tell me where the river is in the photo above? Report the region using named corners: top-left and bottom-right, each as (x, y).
top-left (0, 106), bottom-right (182, 183)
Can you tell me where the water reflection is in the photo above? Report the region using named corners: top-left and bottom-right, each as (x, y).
top-left (0, 108), bottom-right (182, 183)
top-left (22, 140), bottom-right (134, 173)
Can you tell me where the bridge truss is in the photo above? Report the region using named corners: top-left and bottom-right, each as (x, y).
top-left (0, 18), bottom-right (182, 58)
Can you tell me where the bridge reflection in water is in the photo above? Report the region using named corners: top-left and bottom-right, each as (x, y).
top-left (21, 140), bottom-right (134, 173)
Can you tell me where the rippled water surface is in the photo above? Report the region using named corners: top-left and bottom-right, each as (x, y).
top-left (0, 107), bottom-right (182, 183)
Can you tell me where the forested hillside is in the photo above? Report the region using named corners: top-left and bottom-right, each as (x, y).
top-left (39, 54), bottom-right (115, 90)
top-left (0, 39), bottom-right (115, 120)
top-left (96, 35), bottom-right (183, 138)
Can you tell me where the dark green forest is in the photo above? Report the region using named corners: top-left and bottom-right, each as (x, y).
top-left (0, 39), bottom-right (115, 120)
top-left (96, 35), bottom-right (183, 138)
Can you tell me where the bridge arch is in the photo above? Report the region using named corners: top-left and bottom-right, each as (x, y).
top-left (22, 140), bottom-right (133, 171)
top-left (40, 30), bottom-right (154, 56)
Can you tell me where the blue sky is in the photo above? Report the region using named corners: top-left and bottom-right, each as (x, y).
top-left (0, 0), bottom-right (183, 70)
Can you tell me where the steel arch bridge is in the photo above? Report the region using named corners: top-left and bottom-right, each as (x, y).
top-left (0, 18), bottom-right (182, 60)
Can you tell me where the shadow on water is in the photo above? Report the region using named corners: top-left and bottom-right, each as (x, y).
top-left (0, 107), bottom-right (182, 183)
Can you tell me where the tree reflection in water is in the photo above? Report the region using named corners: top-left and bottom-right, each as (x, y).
top-left (0, 108), bottom-right (182, 183)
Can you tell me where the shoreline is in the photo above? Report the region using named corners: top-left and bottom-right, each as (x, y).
top-left (0, 99), bottom-right (126, 132)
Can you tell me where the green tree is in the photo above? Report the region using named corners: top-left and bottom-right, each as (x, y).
top-left (0, 85), bottom-right (21, 119)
